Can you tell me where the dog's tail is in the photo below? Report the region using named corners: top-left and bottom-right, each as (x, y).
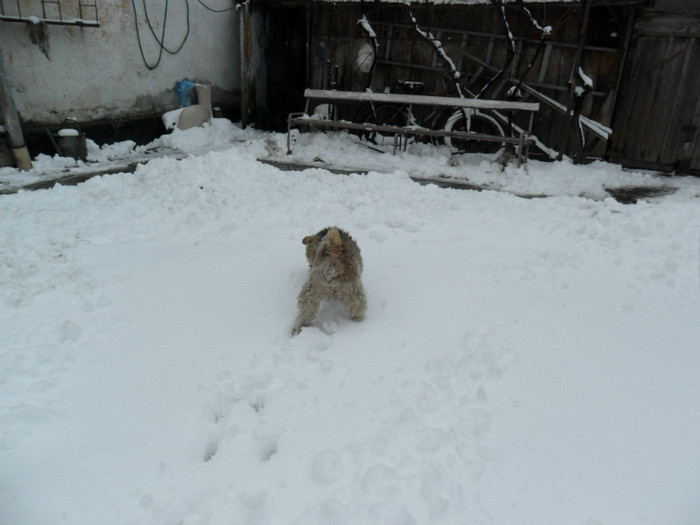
top-left (326, 227), bottom-right (346, 276)
top-left (326, 227), bottom-right (343, 261)
top-left (326, 227), bottom-right (342, 250)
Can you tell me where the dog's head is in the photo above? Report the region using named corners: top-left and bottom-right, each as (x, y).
top-left (302, 227), bottom-right (330, 267)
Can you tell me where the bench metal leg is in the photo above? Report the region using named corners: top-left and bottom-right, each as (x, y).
top-left (517, 132), bottom-right (524, 167)
top-left (392, 133), bottom-right (407, 155)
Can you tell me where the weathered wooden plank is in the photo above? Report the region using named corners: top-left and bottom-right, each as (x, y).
top-left (620, 37), bottom-right (649, 160)
top-left (610, 29), bottom-right (700, 173)
top-left (537, 43), bottom-right (552, 84)
top-left (635, 12), bottom-right (700, 38)
top-left (609, 35), bottom-right (643, 156)
top-left (659, 37), bottom-right (698, 164)
top-left (303, 89), bottom-right (540, 111)
top-left (240, 3), bottom-right (267, 128)
top-left (639, 37), bottom-right (681, 162)
top-left (687, 94), bottom-right (700, 173)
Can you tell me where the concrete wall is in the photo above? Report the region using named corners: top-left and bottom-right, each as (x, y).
top-left (0, 0), bottom-right (240, 127)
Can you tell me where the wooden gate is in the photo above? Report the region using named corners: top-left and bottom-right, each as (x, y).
top-left (608, 11), bottom-right (700, 174)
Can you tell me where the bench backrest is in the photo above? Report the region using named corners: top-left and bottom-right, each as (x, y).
top-left (304, 89), bottom-right (539, 112)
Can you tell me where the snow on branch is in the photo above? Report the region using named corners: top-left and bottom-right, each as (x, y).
top-left (577, 67), bottom-right (593, 90)
top-left (485, 0), bottom-right (553, 103)
top-left (517, 1), bottom-right (552, 39)
top-left (357, 14), bottom-right (379, 91)
top-left (357, 15), bottom-right (376, 39)
top-left (491, 0), bottom-right (515, 57)
top-left (403, 3), bottom-right (464, 98)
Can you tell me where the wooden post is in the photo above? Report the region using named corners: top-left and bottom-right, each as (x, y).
top-left (239, 1), bottom-right (267, 129)
top-left (0, 39), bottom-right (32, 170)
top-left (557, 0), bottom-right (591, 161)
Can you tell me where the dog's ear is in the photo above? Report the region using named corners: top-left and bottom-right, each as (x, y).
top-left (302, 235), bottom-right (314, 245)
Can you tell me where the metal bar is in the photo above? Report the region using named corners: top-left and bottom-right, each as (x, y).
top-left (537, 43), bottom-right (552, 84)
top-left (384, 24), bottom-right (393, 61)
top-left (510, 40), bottom-right (522, 77)
top-left (79, 0), bottom-right (98, 24)
top-left (0, 14), bottom-right (98, 26)
top-left (369, 21), bottom-right (620, 54)
top-left (456, 33), bottom-right (468, 72)
top-left (41, 0), bottom-right (61, 22)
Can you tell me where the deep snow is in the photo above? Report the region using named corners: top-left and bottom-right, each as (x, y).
top-left (1, 120), bottom-right (699, 525)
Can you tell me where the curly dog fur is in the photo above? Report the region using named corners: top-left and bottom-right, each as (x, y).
top-left (292, 227), bottom-right (367, 335)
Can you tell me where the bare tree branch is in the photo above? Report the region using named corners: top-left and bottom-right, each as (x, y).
top-left (402, 2), bottom-right (464, 98)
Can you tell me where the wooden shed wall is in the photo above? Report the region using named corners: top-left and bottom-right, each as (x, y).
top-left (247, 0), bottom-right (699, 173)
top-left (306, 2), bottom-right (628, 160)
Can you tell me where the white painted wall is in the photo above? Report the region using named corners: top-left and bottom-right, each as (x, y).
top-left (0, 0), bottom-right (240, 126)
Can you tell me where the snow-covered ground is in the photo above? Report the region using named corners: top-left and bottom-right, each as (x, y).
top-left (1, 120), bottom-right (699, 525)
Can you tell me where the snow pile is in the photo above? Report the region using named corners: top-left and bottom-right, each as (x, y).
top-left (1, 122), bottom-right (699, 525)
top-left (279, 129), bottom-right (696, 200)
top-left (158, 118), bottom-right (266, 154)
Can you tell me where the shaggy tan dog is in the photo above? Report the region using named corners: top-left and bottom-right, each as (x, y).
top-left (292, 227), bottom-right (367, 335)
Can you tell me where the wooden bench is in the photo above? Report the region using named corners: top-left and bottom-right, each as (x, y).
top-left (287, 89), bottom-right (540, 165)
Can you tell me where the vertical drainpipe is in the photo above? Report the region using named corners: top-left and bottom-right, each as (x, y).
top-left (0, 39), bottom-right (32, 170)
